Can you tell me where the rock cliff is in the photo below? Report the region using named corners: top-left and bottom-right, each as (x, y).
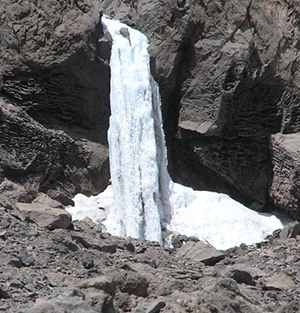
top-left (1, 0), bottom-right (300, 217)
top-left (100, 0), bottom-right (300, 218)
top-left (0, 0), bottom-right (110, 202)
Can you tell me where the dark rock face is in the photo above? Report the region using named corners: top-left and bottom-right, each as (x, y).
top-left (100, 0), bottom-right (300, 215)
top-left (0, 0), bottom-right (111, 200)
top-left (1, 0), bottom-right (300, 216)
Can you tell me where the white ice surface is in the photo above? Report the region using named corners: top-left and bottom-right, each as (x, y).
top-left (66, 183), bottom-right (287, 250)
top-left (101, 16), bottom-right (163, 243)
top-left (168, 183), bottom-right (285, 250)
top-left (66, 16), bottom-right (289, 250)
top-left (66, 186), bottom-right (114, 224)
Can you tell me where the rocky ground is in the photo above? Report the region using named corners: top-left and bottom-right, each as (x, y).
top-left (0, 190), bottom-right (300, 313)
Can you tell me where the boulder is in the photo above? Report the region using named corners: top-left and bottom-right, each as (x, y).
top-left (276, 301), bottom-right (300, 313)
top-left (2, 254), bottom-right (22, 268)
top-left (176, 240), bottom-right (225, 266)
top-left (160, 280), bottom-right (262, 313)
top-left (78, 275), bottom-right (116, 297)
top-left (0, 179), bottom-right (35, 209)
top-left (16, 249), bottom-right (35, 267)
top-left (134, 298), bottom-right (166, 313)
top-left (114, 293), bottom-right (138, 312)
top-left (51, 229), bottom-right (80, 252)
top-left (212, 278), bottom-right (241, 294)
top-left (17, 292), bottom-right (115, 313)
top-left (72, 217), bottom-right (102, 233)
top-left (113, 271), bottom-right (149, 297)
top-left (0, 284), bottom-right (9, 299)
top-left (71, 232), bottom-right (117, 253)
top-left (224, 265), bottom-right (256, 286)
top-left (279, 221), bottom-right (300, 240)
top-left (79, 271), bottom-right (150, 300)
top-left (81, 251), bottom-right (95, 269)
top-left (45, 189), bottom-right (75, 207)
top-left (33, 193), bottom-right (64, 209)
top-left (15, 202), bottom-right (71, 230)
top-left (263, 273), bottom-right (295, 291)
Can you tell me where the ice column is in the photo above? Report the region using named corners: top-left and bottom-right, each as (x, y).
top-left (102, 17), bottom-right (170, 243)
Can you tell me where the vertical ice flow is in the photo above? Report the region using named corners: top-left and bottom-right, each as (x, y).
top-left (102, 17), bottom-right (170, 243)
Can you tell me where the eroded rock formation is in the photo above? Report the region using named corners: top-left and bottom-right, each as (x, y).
top-left (0, 0), bottom-right (111, 201)
top-left (100, 0), bottom-right (300, 217)
top-left (1, 0), bottom-right (300, 217)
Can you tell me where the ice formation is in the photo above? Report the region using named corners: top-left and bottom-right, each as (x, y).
top-left (66, 16), bottom-right (287, 250)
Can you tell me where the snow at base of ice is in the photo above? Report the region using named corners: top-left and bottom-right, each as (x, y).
top-left (66, 186), bottom-right (114, 224)
top-left (67, 182), bottom-right (287, 250)
top-left (66, 16), bottom-right (289, 251)
top-left (168, 184), bottom-right (284, 250)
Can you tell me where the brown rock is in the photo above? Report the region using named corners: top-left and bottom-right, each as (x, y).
top-left (119, 27), bottom-right (131, 44)
top-left (15, 202), bottom-right (71, 230)
top-left (17, 292), bottom-right (115, 313)
top-left (263, 273), bottom-right (295, 291)
top-left (134, 298), bottom-right (166, 313)
top-left (224, 265), bottom-right (256, 286)
top-left (1, 253), bottom-right (22, 268)
top-left (276, 301), bottom-right (300, 313)
top-left (72, 217), bottom-right (101, 233)
top-left (33, 193), bottom-right (64, 209)
top-left (0, 179), bottom-right (35, 209)
top-left (51, 229), bottom-right (79, 252)
top-left (176, 240), bottom-right (225, 266)
top-left (78, 275), bottom-right (116, 297)
top-left (114, 293), bottom-right (138, 312)
top-left (0, 284), bottom-right (9, 299)
top-left (279, 222), bottom-right (300, 240)
top-left (71, 232), bottom-right (117, 253)
top-left (113, 271), bottom-right (149, 297)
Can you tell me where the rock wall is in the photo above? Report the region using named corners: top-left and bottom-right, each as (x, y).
top-left (100, 0), bottom-right (300, 217)
top-left (0, 0), bottom-right (111, 201)
top-left (1, 0), bottom-right (300, 217)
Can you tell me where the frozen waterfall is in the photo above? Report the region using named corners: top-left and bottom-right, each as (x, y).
top-left (66, 16), bottom-right (288, 250)
top-left (102, 16), bottom-right (170, 244)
